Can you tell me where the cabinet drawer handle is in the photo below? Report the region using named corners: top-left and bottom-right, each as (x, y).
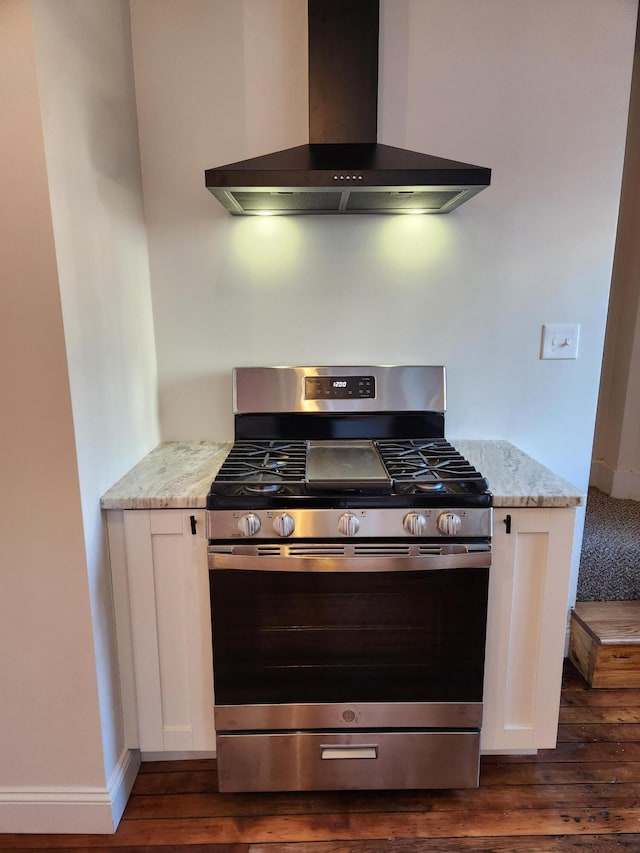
top-left (321, 745), bottom-right (378, 760)
top-left (503, 514), bottom-right (512, 534)
top-left (190, 515), bottom-right (197, 535)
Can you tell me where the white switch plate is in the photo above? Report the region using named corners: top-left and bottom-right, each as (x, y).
top-left (540, 323), bottom-right (580, 359)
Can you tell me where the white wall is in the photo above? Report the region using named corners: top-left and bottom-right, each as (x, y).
top-left (0, 0), bottom-right (106, 827)
top-left (131, 0), bottom-right (637, 602)
top-left (130, 0), bottom-right (309, 438)
top-left (592, 21), bottom-right (640, 500)
top-left (30, 0), bottom-right (160, 826)
top-left (31, 0), bottom-right (160, 795)
top-left (0, 0), bottom-right (158, 833)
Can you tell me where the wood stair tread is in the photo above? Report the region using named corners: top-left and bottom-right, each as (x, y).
top-left (572, 602), bottom-right (640, 645)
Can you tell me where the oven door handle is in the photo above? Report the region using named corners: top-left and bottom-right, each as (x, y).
top-left (208, 549), bottom-right (491, 573)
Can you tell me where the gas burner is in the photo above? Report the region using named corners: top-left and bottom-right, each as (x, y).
top-left (416, 481), bottom-right (445, 492)
top-left (246, 483), bottom-right (282, 494)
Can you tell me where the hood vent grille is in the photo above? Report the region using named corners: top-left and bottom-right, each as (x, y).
top-left (205, 0), bottom-right (490, 216)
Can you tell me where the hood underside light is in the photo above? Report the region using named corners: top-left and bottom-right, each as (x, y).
top-left (209, 182), bottom-right (485, 216)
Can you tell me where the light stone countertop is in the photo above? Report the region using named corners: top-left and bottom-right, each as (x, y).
top-left (101, 441), bottom-right (232, 509)
top-left (454, 440), bottom-right (583, 508)
top-left (100, 439), bottom-right (583, 510)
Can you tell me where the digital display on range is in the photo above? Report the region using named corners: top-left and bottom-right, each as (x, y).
top-left (304, 375), bottom-right (375, 400)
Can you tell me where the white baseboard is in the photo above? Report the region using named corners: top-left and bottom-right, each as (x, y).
top-left (108, 747), bottom-right (141, 829)
top-left (590, 459), bottom-right (640, 500)
top-left (0, 748), bottom-right (140, 835)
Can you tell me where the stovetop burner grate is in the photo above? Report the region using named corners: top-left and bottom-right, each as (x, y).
top-left (213, 440), bottom-right (307, 492)
top-left (375, 439), bottom-right (489, 493)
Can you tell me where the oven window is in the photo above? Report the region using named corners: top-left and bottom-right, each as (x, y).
top-left (210, 568), bottom-right (489, 705)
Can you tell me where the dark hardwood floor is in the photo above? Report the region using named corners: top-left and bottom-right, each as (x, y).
top-left (3, 660), bottom-right (640, 852)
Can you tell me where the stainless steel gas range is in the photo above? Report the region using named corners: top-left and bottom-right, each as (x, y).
top-left (206, 365), bottom-right (492, 793)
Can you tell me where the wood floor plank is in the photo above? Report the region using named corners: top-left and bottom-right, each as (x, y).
top-left (559, 706), bottom-right (640, 724)
top-left (1, 847), bottom-right (247, 853)
top-left (248, 838), bottom-right (640, 852)
top-left (3, 806), bottom-right (640, 848)
top-left (557, 723), bottom-right (640, 743)
top-left (122, 782), bottom-right (640, 820)
top-left (480, 760), bottom-right (640, 785)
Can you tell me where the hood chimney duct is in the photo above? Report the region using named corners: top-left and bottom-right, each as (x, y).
top-left (308, 0), bottom-right (379, 144)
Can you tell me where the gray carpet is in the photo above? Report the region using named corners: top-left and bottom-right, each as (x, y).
top-left (577, 487), bottom-right (640, 601)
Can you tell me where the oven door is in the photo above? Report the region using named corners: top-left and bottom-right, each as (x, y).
top-left (208, 541), bottom-right (490, 723)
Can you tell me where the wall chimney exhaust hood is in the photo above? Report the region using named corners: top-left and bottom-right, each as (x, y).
top-left (205, 0), bottom-right (491, 216)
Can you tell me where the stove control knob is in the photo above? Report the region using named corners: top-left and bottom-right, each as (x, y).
top-left (237, 512), bottom-right (261, 537)
top-left (273, 513), bottom-right (295, 537)
top-left (437, 512), bottom-right (462, 536)
top-left (338, 512), bottom-right (360, 536)
top-left (403, 512), bottom-right (427, 536)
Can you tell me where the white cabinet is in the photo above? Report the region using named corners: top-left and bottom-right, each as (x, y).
top-left (482, 506), bottom-right (576, 752)
top-left (107, 509), bottom-right (215, 753)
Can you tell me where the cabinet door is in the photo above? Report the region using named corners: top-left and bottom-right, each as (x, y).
top-left (482, 507), bottom-right (575, 752)
top-left (109, 509), bottom-right (215, 753)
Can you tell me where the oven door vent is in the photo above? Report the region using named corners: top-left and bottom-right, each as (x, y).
top-left (287, 545), bottom-right (346, 557)
top-left (256, 544), bottom-right (287, 556)
top-left (419, 544), bottom-right (457, 555)
top-left (353, 544), bottom-right (412, 557)
top-left (255, 544), bottom-right (348, 557)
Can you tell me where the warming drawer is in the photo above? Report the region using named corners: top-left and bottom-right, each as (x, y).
top-left (216, 730), bottom-right (481, 792)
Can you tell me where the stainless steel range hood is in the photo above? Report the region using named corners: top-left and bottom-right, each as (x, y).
top-left (205, 0), bottom-right (491, 216)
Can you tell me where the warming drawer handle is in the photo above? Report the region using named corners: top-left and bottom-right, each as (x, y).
top-left (321, 745), bottom-right (378, 760)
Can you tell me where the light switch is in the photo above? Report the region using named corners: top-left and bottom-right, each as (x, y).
top-left (540, 324), bottom-right (580, 359)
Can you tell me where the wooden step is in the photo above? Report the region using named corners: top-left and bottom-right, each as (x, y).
top-left (569, 602), bottom-right (640, 688)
